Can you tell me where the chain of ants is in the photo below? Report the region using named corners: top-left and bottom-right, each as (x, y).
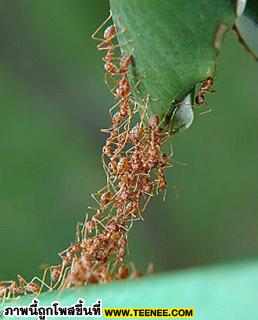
top-left (0, 16), bottom-right (214, 303)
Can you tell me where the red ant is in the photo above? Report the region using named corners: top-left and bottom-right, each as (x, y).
top-left (0, 275), bottom-right (50, 301)
top-left (195, 76), bottom-right (214, 105)
top-left (92, 13), bottom-right (121, 84)
top-left (92, 14), bottom-right (132, 82)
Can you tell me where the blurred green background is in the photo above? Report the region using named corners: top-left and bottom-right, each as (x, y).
top-left (0, 0), bottom-right (257, 280)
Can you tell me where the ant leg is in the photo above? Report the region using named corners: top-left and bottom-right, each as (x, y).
top-left (161, 184), bottom-right (179, 199)
top-left (196, 108), bottom-right (212, 117)
top-left (105, 202), bottom-right (115, 220)
top-left (47, 266), bottom-right (54, 290)
top-left (100, 127), bottom-right (114, 134)
top-left (91, 194), bottom-right (101, 206)
top-left (109, 97), bottom-right (127, 118)
top-left (88, 205), bottom-right (100, 213)
top-left (91, 12), bottom-right (112, 42)
top-left (147, 262), bottom-right (154, 275)
top-left (17, 275), bottom-right (28, 289)
top-left (104, 72), bottom-right (118, 94)
top-left (76, 222), bottom-right (82, 243)
top-left (155, 179), bottom-right (160, 196)
top-left (97, 32), bottom-right (133, 51)
top-left (104, 91), bottom-right (134, 122)
top-left (95, 219), bottom-right (107, 232)
top-left (59, 244), bottom-right (73, 259)
top-left (0, 288), bottom-right (8, 306)
top-left (125, 215), bottom-right (135, 232)
top-left (92, 17), bottom-right (129, 49)
top-left (125, 144), bottom-right (136, 155)
top-left (98, 39), bottom-right (133, 51)
top-left (51, 261), bottom-right (67, 290)
top-left (91, 185), bottom-right (109, 205)
top-left (0, 280), bottom-right (15, 286)
top-left (98, 42), bottom-right (120, 51)
top-left (101, 99), bottom-right (122, 124)
top-left (101, 157), bottom-right (118, 194)
top-left (141, 194), bottom-right (152, 211)
top-left (80, 214), bottom-right (89, 240)
top-left (102, 155), bottom-right (112, 187)
top-left (17, 275), bottom-right (27, 288)
top-left (29, 276), bottom-right (52, 294)
top-left (162, 188), bottom-right (167, 202)
top-left (40, 266), bottom-right (52, 292)
top-left (138, 94), bottom-right (149, 127)
top-left (132, 174), bottom-right (141, 193)
top-left (112, 107), bottom-right (133, 156)
top-left (171, 157), bottom-right (188, 166)
top-left (167, 138), bottom-right (174, 158)
top-left (139, 209), bottom-right (145, 221)
top-left (56, 266), bottom-right (70, 291)
top-left (171, 185), bottom-right (179, 198)
top-left (110, 260), bottom-right (118, 275)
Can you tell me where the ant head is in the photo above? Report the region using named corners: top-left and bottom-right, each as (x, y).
top-left (206, 76), bottom-right (214, 85)
top-left (149, 115), bottom-right (160, 129)
top-left (104, 25), bottom-right (116, 40)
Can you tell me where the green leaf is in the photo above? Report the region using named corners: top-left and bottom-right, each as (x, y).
top-left (1, 260), bottom-right (258, 319)
top-left (109, 0), bottom-right (237, 126)
top-left (235, 0), bottom-right (258, 60)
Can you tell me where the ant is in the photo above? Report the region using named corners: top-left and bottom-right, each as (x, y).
top-left (0, 275), bottom-right (50, 302)
top-left (92, 13), bottom-right (132, 85)
top-left (92, 13), bottom-right (121, 89)
top-left (195, 76), bottom-right (214, 105)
